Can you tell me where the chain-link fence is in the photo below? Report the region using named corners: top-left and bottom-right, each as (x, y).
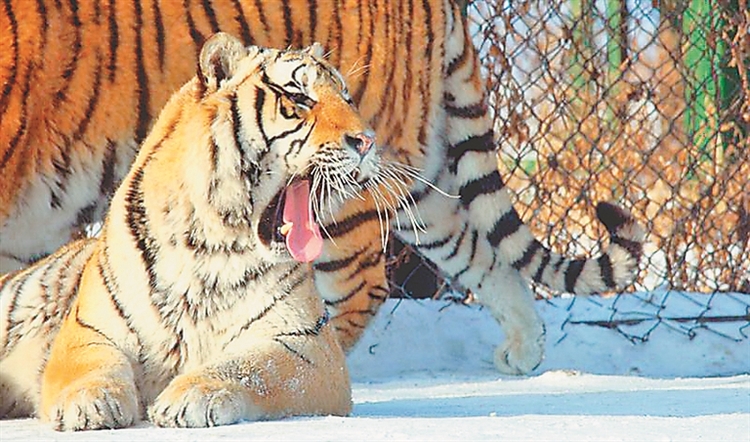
top-left (389, 0), bottom-right (750, 341)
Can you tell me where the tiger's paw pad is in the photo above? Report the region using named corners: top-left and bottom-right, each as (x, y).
top-left (47, 379), bottom-right (139, 431)
top-left (493, 334), bottom-right (545, 376)
top-left (149, 377), bottom-right (256, 428)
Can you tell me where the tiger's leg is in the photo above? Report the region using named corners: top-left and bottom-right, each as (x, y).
top-left (421, 6), bottom-right (642, 374)
top-left (40, 311), bottom-right (140, 430)
top-left (391, 7), bottom-right (546, 375)
top-left (39, 262), bottom-right (140, 431)
top-left (312, 197), bottom-right (389, 351)
top-left (148, 345), bottom-right (350, 427)
top-left (0, 239), bottom-right (98, 418)
top-left (149, 311), bottom-right (350, 427)
top-left (394, 183), bottom-right (546, 375)
top-left (474, 268), bottom-right (546, 375)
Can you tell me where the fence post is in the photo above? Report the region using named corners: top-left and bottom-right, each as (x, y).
top-left (682, 0), bottom-right (732, 169)
top-left (569, 0), bottom-right (594, 108)
top-left (605, 0), bottom-right (628, 127)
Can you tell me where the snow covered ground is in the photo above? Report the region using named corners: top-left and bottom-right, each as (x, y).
top-left (2, 294), bottom-right (749, 441)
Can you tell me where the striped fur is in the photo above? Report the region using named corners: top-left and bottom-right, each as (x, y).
top-left (0, 0), bottom-right (645, 377)
top-left (0, 34), bottom-right (418, 429)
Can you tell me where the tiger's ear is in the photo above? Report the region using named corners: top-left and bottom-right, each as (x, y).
top-left (198, 32), bottom-right (247, 91)
top-left (305, 42), bottom-right (325, 59)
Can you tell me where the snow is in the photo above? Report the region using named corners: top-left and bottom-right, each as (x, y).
top-left (2, 294), bottom-right (749, 441)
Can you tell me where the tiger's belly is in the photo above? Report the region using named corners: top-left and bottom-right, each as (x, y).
top-left (0, 178), bottom-right (91, 272)
top-left (0, 140), bottom-right (136, 273)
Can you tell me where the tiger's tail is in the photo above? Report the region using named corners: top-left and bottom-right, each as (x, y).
top-left (497, 202), bottom-right (645, 295)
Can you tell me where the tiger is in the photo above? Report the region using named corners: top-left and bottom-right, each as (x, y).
top-left (0, 32), bottom-right (432, 429)
top-left (0, 0), bottom-right (644, 377)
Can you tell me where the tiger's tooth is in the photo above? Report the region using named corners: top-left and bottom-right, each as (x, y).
top-left (279, 222), bottom-right (293, 236)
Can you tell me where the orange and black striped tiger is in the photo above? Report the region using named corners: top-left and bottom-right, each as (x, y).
top-left (0, 33), bottom-right (425, 429)
top-left (0, 0), bottom-right (644, 380)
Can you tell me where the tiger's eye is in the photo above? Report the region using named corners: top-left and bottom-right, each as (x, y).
top-left (289, 92), bottom-right (315, 110)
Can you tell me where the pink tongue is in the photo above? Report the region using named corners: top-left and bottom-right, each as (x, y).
top-left (283, 181), bottom-right (324, 262)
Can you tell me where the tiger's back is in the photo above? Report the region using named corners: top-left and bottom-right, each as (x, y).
top-left (0, 0), bottom-right (443, 246)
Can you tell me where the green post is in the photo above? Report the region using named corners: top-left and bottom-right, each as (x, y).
top-left (605, 0), bottom-right (627, 126)
top-left (682, 0), bottom-right (723, 165)
top-left (569, 0), bottom-right (593, 104)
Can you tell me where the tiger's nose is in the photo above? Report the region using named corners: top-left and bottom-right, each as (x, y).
top-left (345, 132), bottom-right (375, 157)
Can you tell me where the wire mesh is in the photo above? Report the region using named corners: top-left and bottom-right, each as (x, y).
top-left (388, 0), bottom-right (750, 341)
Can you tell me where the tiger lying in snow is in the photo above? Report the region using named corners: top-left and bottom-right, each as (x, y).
top-left (0, 33), bottom-right (425, 430)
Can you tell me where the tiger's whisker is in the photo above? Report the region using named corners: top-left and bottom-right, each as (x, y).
top-left (387, 162), bottom-right (458, 199)
top-left (371, 165), bottom-right (430, 243)
top-left (366, 182), bottom-right (394, 250)
top-left (311, 169), bottom-right (337, 245)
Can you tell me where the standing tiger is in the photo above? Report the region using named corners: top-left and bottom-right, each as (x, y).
top-left (0, 0), bottom-right (644, 378)
top-left (0, 33), bottom-right (423, 429)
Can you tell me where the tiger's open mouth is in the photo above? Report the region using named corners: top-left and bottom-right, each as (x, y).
top-left (259, 180), bottom-right (323, 263)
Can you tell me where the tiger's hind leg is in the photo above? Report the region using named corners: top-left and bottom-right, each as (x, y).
top-left (395, 5), bottom-right (641, 375)
top-left (391, 4), bottom-right (546, 374)
top-left (0, 376), bottom-right (35, 418)
top-left (393, 186), bottom-right (547, 375)
top-left (0, 239), bottom-right (99, 418)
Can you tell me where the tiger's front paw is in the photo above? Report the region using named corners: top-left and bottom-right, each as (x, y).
top-left (149, 375), bottom-right (259, 428)
top-left (46, 377), bottom-right (139, 431)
